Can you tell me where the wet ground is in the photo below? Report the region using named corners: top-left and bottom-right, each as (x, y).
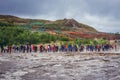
top-left (0, 52), bottom-right (120, 80)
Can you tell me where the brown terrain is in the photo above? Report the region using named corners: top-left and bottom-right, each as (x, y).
top-left (0, 15), bottom-right (120, 40)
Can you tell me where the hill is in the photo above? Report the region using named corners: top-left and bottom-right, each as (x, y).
top-left (0, 15), bottom-right (30, 24)
top-left (53, 19), bottom-right (97, 32)
top-left (0, 15), bottom-right (97, 32)
top-left (0, 15), bottom-right (120, 40)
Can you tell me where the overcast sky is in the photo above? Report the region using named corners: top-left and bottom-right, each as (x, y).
top-left (0, 0), bottom-right (120, 33)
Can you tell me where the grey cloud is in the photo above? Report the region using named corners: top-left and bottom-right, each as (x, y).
top-left (85, 0), bottom-right (120, 19)
top-left (0, 0), bottom-right (120, 32)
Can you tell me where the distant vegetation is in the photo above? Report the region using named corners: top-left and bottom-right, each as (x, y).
top-left (0, 22), bottom-right (14, 27)
top-left (0, 15), bottom-right (120, 47)
top-left (0, 25), bottom-right (108, 47)
top-left (0, 26), bottom-right (70, 47)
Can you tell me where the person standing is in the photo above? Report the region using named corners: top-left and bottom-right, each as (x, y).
top-left (0, 45), bottom-right (4, 53)
top-left (97, 44), bottom-right (101, 52)
top-left (115, 40), bottom-right (117, 51)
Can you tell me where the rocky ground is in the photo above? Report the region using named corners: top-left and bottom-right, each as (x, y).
top-left (0, 52), bottom-right (120, 80)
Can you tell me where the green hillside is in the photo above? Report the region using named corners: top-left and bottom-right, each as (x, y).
top-left (0, 15), bottom-right (97, 33)
top-left (0, 15), bottom-right (120, 47)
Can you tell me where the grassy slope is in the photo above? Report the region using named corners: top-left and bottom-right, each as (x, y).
top-left (1, 15), bottom-right (119, 40)
top-left (0, 15), bottom-right (97, 32)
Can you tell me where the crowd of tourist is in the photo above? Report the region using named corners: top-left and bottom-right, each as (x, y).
top-left (0, 43), bottom-right (118, 54)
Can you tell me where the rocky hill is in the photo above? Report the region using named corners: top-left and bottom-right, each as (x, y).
top-left (0, 15), bottom-right (97, 32)
top-left (0, 15), bottom-right (120, 40)
top-left (53, 18), bottom-right (97, 33)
